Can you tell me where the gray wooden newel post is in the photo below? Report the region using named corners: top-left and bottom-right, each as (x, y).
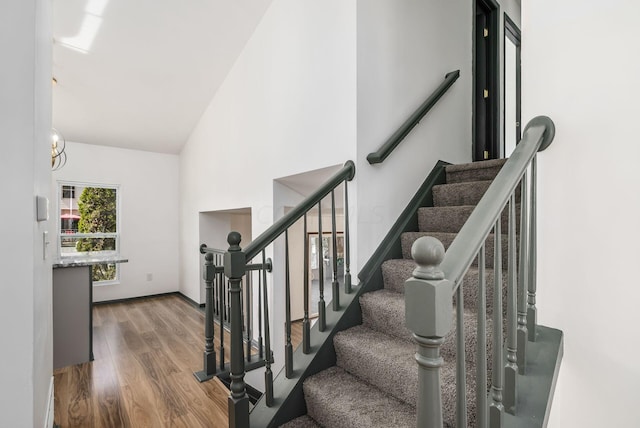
top-left (225, 231), bottom-right (250, 428)
top-left (405, 236), bottom-right (453, 428)
top-left (194, 252), bottom-right (216, 382)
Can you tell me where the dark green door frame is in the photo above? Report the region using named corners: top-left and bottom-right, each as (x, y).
top-left (473, 0), bottom-right (500, 161)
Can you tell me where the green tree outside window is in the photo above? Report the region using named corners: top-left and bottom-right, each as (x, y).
top-left (76, 187), bottom-right (117, 281)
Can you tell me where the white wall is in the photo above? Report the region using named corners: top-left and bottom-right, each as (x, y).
top-left (53, 142), bottom-right (180, 302)
top-left (501, 0), bottom-right (521, 28)
top-left (523, 1), bottom-right (640, 427)
top-left (0, 0), bottom-right (53, 426)
top-left (179, 0), bottom-right (356, 383)
top-left (355, 0), bottom-right (473, 269)
top-left (179, 0), bottom-right (357, 303)
top-left (198, 210), bottom-right (252, 303)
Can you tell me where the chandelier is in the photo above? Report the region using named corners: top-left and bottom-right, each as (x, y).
top-left (51, 128), bottom-right (67, 170)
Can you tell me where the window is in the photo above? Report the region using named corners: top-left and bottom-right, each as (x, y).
top-left (58, 182), bottom-right (120, 284)
top-left (62, 185), bottom-right (76, 199)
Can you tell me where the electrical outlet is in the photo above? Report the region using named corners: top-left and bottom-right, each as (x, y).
top-left (146, 273), bottom-right (153, 281)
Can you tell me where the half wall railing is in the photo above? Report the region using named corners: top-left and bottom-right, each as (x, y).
top-left (405, 116), bottom-right (555, 427)
top-left (194, 247), bottom-right (273, 383)
top-left (199, 160), bottom-right (355, 427)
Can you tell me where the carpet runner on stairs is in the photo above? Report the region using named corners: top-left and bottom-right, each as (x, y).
top-left (281, 159), bottom-right (509, 428)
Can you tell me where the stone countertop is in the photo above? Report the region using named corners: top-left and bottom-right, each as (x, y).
top-left (52, 256), bottom-right (129, 268)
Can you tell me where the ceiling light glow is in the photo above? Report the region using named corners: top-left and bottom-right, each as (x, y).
top-left (59, 14), bottom-right (103, 54)
top-left (58, 0), bottom-right (110, 54)
top-left (86, 0), bottom-right (109, 16)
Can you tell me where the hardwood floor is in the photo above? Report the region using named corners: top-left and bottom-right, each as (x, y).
top-left (54, 294), bottom-right (302, 428)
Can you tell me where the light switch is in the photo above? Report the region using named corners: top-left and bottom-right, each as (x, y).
top-left (36, 196), bottom-right (49, 221)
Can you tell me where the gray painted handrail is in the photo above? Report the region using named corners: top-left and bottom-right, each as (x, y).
top-left (200, 244), bottom-right (226, 254)
top-left (199, 161), bottom-right (354, 262)
top-left (241, 160), bottom-right (355, 261)
top-left (440, 116), bottom-right (555, 289)
top-left (366, 70), bottom-right (460, 165)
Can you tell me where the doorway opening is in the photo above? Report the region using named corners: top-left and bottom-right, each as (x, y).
top-left (273, 164), bottom-right (344, 324)
top-left (474, 0), bottom-right (500, 161)
top-left (198, 208), bottom-right (252, 304)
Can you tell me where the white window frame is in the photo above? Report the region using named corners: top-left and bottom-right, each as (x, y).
top-left (57, 180), bottom-right (121, 285)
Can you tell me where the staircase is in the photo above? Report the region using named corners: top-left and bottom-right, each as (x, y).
top-left (204, 116), bottom-right (560, 428)
top-left (282, 159), bottom-right (510, 428)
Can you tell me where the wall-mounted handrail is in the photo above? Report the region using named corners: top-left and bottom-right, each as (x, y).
top-left (366, 70), bottom-right (460, 165)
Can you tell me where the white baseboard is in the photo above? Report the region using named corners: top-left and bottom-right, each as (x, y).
top-left (44, 376), bottom-right (54, 428)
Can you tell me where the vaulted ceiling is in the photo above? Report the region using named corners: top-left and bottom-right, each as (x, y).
top-left (53, 0), bottom-right (273, 154)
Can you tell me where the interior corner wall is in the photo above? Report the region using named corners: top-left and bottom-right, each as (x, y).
top-left (355, 0), bottom-right (473, 270)
top-left (52, 142), bottom-right (180, 302)
top-left (501, 0), bottom-right (521, 28)
top-left (0, 0), bottom-right (52, 426)
top-left (178, 0), bottom-right (357, 302)
top-left (522, 1), bottom-right (640, 427)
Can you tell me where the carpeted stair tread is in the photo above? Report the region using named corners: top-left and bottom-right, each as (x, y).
top-left (433, 180), bottom-right (493, 206)
top-left (401, 232), bottom-right (510, 268)
top-left (279, 415), bottom-right (321, 428)
top-left (333, 326), bottom-right (481, 427)
top-left (359, 293), bottom-right (492, 363)
top-left (381, 259), bottom-right (507, 315)
top-left (445, 158), bottom-right (507, 183)
top-left (334, 325), bottom-right (418, 406)
top-left (418, 205), bottom-right (520, 234)
top-left (303, 366), bottom-right (417, 428)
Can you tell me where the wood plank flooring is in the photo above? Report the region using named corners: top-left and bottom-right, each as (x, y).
top-left (54, 294), bottom-right (302, 428)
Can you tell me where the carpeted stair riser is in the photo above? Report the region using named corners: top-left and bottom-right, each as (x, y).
top-left (359, 290), bottom-right (408, 340)
top-left (302, 344), bottom-right (490, 428)
top-left (358, 293), bottom-right (493, 366)
top-left (418, 205), bottom-right (521, 234)
top-left (332, 326), bottom-right (484, 425)
top-left (401, 232), bottom-right (515, 269)
top-left (303, 366), bottom-right (417, 428)
top-left (380, 260), bottom-right (508, 316)
top-left (433, 180), bottom-right (491, 207)
top-left (432, 180), bottom-right (521, 207)
top-left (377, 260), bottom-right (508, 357)
top-left (334, 326), bottom-right (419, 406)
top-left (445, 158), bottom-right (507, 184)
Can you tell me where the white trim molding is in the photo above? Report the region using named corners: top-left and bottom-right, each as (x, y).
top-left (44, 376), bottom-right (54, 428)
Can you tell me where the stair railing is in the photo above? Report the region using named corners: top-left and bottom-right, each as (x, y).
top-left (367, 70), bottom-right (460, 165)
top-left (200, 160), bottom-right (355, 428)
top-left (405, 116), bottom-right (555, 428)
top-left (194, 247), bottom-right (273, 383)
top-left (194, 247), bottom-right (224, 382)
